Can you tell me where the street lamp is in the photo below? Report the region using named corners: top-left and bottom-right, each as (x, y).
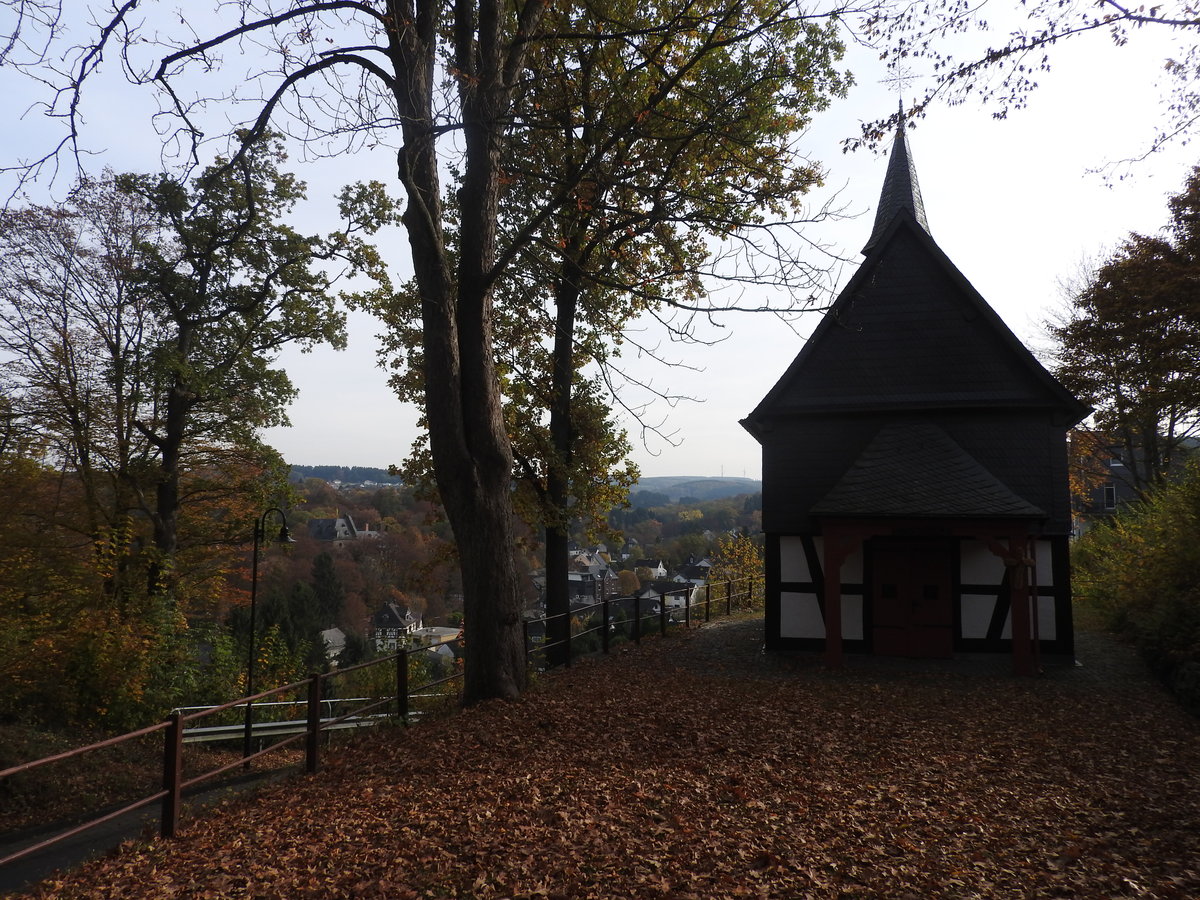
top-left (243, 507), bottom-right (295, 760)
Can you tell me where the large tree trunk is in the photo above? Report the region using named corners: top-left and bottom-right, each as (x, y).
top-left (391, 0), bottom-right (539, 703)
top-left (544, 264), bottom-right (583, 667)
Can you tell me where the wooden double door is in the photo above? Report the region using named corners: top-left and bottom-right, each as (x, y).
top-left (868, 539), bottom-right (954, 658)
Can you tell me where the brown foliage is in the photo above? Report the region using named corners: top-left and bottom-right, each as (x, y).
top-left (18, 623), bottom-right (1200, 899)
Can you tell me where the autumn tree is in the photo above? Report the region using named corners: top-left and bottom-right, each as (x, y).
top-left (616, 569), bottom-right (641, 596)
top-left (6, 0), bottom-right (854, 701)
top-left (371, 0), bottom-right (848, 664)
top-left (708, 532), bottom-right (765, 606)
top-left (1066, 428), bottom-right (1117, 513)
top-left (0, 171), bottom-right (162, 571)
top-left (1051, 166), bottom-right (1200, 497)
top-left (508, 0), bottom-right (845, 662)
top-left (0, 140), bottom-right (392, 596)
top-left (119, 137), bottom-right (393, 588)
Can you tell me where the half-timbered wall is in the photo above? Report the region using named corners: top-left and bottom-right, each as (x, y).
top-left (767, 532), bottom-right (1073, 655)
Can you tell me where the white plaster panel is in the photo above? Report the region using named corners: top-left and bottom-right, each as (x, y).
top-left (779, 591), bottom-right (863, 641)
top-left (842, 594), bottom-right (864, 640)
top-left (961, 595), bottom-right (1056, 640)
top-left (960, 594), bottom-right (996, 639)
top-left (780, 592), bottom-right (824, 639)
top-left (1037, 596), bottom-right (1057, 639)
top-left (960, 540), bottom-right (1004, 585)
top-left (779, 537), bottom-right (811, 582)
top-left (1035, 539), bottom-right (1055, 586)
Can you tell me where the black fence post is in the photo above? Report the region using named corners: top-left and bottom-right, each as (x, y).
top-left (726, 580), bottom-right (733, 617)
top-left (659, 592), bottom-right (668, 636)
top-left (161, 712), bottom-right (183, 839)
top-left (602, 597), bottom-right (610, 654)
top-left (705, 583), bottom-right (712, 622)
top-left (685, 589), bottom-right (692, 629)
top-left (397, 647), bottom-right (409, 723)
top-left (634, 595), bottom-right (641, 645)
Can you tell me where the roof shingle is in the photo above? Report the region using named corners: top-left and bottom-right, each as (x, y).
top-left (811, 422), bottom-right (1047, 518)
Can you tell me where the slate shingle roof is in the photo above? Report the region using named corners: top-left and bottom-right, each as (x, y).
top-left (863, 110), bottom-right (930, 255)
top-left (741, 221), bottom-right (1089, 427)
top-left (811, 422), bottom-right (1046, 519)
top-left (307, 515), bottom-right (359, 541)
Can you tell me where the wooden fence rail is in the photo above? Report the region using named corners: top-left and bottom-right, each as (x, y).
top-left (1, 576), bottom-right (757, 875)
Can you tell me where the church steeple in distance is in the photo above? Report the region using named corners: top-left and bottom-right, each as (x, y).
top-left (862, 102), bottom-right (931, 255)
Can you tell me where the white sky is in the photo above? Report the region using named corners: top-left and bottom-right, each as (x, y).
top-left (2, 7), bottom-right (1196, 480)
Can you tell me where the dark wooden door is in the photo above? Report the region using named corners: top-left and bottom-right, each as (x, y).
top-left (870, 541), bottom-right (954, 658)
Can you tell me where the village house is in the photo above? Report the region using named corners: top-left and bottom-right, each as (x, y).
top-left (371, 602), bottom-right (421, 652)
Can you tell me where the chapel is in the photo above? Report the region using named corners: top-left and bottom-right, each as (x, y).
top-left (740, 114), bottom-right (1089, 673)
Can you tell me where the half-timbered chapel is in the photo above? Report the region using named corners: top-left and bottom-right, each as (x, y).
top-left (741, 116), bottom-right (1089, 674)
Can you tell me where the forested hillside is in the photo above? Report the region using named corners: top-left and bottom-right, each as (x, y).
top-left (289, 465), bottom-right (401, 485)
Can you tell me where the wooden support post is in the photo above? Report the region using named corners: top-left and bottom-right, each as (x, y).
top-left (660, 592), bottom-right (668, 636)
top-left (821, 527), bottom-right (860, 670)
top-left (305, 673), bottom-right (322, 775)
top-left (823, 559), bottom-right (844, 669)
top-left (161, 712), bottom-right (183, 838)
top-left (1009, 536), bottom-right (1035, 676)
top-left (705, 583), bottom-right (711, 622)
top-left (633, 595), bottom-right (641, 645)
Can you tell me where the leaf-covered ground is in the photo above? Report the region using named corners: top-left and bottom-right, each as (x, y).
top-left (16, 618), bottom-right (1200, 899)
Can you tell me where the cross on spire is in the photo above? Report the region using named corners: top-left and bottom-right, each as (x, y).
top-left (880, 66), bottom-right (917, 102)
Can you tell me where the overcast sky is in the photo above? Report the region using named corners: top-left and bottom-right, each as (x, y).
top-left (3, 7), bottom-right (1196, 480)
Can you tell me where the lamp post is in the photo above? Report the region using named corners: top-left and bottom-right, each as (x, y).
top-left (243, 507), bottom-right (295, 760)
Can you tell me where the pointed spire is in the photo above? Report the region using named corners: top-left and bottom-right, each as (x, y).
top-left (862, 102), bottom-right (931, 254)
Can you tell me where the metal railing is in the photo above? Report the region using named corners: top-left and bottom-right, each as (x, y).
top-left (1, 576), bottom-right (757, 874)
top-left (529, 578), bottom-right (757, 667)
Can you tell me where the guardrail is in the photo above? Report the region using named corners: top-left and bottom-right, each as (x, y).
top-left (0, 576), bottom-right (757, 875)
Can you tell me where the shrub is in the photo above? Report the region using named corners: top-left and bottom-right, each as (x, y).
top-left (1074, 463), bottom-right (1200, 712)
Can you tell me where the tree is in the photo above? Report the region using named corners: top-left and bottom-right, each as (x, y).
top-left (616, 569), bottom-right (641, 595)
top-left (7, 0), bottom-right (852, 702)
top-left (496, 0), bottom-right (846, 663)
top-left (858, 0), bottom-right (1200, 160)
top-left (0, 171), bottom-right (163, 575)
top-left (1051, 166), bottom-right (1200, 496)
top-left (708, 532), bottom-right (764, 605)
top-left (371, 0), bottom-right (848, 665)
top-left (119, 137), bottom-right (392, 588)
top-left (311, 552), bottom-right (346, 629)
top-left (0, 140), bottom-right (391, 596)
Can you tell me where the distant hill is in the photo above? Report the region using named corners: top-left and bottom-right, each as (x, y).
top-left (289, 467), bottom-right (759, 501)
top-left (632, 475), bottom-right (761, 503)
top-left (289, 465), bottom-right (402, 485)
